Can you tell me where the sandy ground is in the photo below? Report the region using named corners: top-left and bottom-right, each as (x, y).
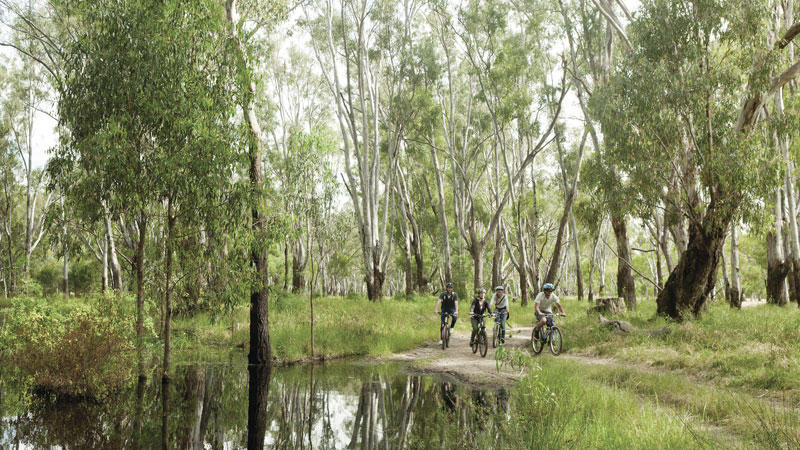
top-left (378, 323), bottom-right (541, 387)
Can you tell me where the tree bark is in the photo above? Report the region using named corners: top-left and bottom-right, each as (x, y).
top-left (291, 239), bottom-right (307, 293)
top-left (729, 222), bottom-right (743, 309)
top-left (766, 187), bottom-right (788, 305)
top-left (102, 231), bottom-right (109, 293)
top-left (135, 210), bottom-right (147, 377)
top-left (656, 204), bottom-right (728, 320)
top-left (570, 213), bottom-right (584, 300)
top-left (162, 195), bottom-right (175, 380)
top-left (103, 208), bottom-right (123, 291)
top-left (611, 213), bottom-right (637, 311)
top-left (429, 148), bottom-right (453, 284)
top-left (491, 227), bottom-right (503, 289)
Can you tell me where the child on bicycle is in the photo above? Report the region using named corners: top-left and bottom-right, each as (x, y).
top-left (490, 286), bottom-right (509, 343)
top-left (469, 288), bottom-right (492, 346)
top-left (534, 283), bottom-right (566, 340)
top-left (435, 282), bottom-right (459, 344)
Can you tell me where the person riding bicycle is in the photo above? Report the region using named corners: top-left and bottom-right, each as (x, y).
top-left (489, 286), bottom-right (509, 343)
top-left (435, 282), bottom-right (459, 343)
top-left (534, 283), bottom-right (566, 340)
top-left (469, 288), bottom-right (492, 346)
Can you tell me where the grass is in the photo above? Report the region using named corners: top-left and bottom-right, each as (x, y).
top-left (500, 296), bottom-right (800, 449)
top-left (436, 357), bottom-right (718, 450)
top-left (173, 290), bottom-right (440, 362)
top-left (512, 297), bottom-right (800, 397)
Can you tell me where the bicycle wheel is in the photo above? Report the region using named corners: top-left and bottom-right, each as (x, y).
top-left (531, 327), bottom-right (544, 354)
top-left (471, 330), bottom-right (478, 354)
top-left (444, 325), bottom-right (450, 348)
top-left (549, 327), bottom-right (563, 355)
top-left (441, 325), bottom-right (447, 350)
top-left (492, 324), bottom-right (499, 348)
top-left (479, 330), bottom-right (488, 357)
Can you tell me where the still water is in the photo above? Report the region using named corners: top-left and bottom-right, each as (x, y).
top-left (0, 359), bottom-right (513, 449)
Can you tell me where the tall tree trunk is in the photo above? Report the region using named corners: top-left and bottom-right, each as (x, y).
top-left (292, 239), bottom-right (307, 293)
top-left (729, 223), bottom-right (743, 309)
top-left (546, 129), bottom-right (586, 285)
top-left (163, 195), bottom-right (175, 380)
top-left (228, 0), bottom-right (271, 364)
top-left (611, 213), bottom-right (637, 310)
top-left (61, 197), bottom-right (69, 297)
top-left (102, 232), bottom-right (109, 293)
top-left (491, 227), bottom-right (503, 289)
top-left (135, 210), bottom-right (147, 378)
top-left (471, 243), bottom-right (485, 291)
top-left (430, 148), bottom-right (453, 283)
top-left (283, 243), bottom-right (289, 291)
top-left (570, 213), bottom-right (584, 299)
top-left (766, 188), bottom-right (788, 305)
top-left (656, 205), bottom-right (729, 320)
top-left (720, 250), bottom-right (730, 303)
top-left (104, 204), bottom-right (123, 291)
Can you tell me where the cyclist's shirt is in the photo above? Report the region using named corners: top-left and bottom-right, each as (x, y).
top-left (439, 292), bottom-right (458, 311)
top-left (470, 298), bottom-right (492, 316)
top-left (534, 292), bottom-right (560, 314)
top-left (490, 293), bottom-right (508, 310)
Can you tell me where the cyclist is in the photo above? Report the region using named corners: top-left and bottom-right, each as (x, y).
top-left (435, 282), bottom-right (459, 343)
top-left (489, 286), bottom-right (509, 343)
top-left (469, 288), bottom-right (492, 346)
top-left (534, 283), bottom-right (566, 340)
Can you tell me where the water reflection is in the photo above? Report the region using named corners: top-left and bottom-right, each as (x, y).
top-left (0, 360), bottom-right (514, 449)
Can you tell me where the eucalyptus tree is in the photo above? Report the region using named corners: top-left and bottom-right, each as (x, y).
top-left (766, 0), bottom-right (799, 306)
top-left (560, 0), bottom-right (637, 308)
top-left (307, 0), bottom-right (405, 300)
top-left (596, 0), bottom-right (796, 319)
top-left (1, 58), bottom-right (53, 278)
top-left (53, 0), bottom-right (241, 378)
top-left (382, 0), bottom-right (441, 294)
top-left (265, 44), bottom-right (331, 293)
top-left (431, 0), bottom-right (566, 291)
top-left (226, 0), bottom-right (287, 363)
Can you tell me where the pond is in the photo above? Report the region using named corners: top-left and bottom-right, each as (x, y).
top-left (0, 359), bottom-right (514, 449)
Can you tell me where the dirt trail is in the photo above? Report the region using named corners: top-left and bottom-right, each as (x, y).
top-left (382, 324), bottom-right (539, 386)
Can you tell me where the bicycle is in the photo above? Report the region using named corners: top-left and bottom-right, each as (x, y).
top-left (531, 313), bottom-right (564, 355)
top-left (492, 310), bottom-right (507, 348)
top-left (439, 312), bottom-right (456, 350)
top-left (470, 314), bottom-right (489, 357)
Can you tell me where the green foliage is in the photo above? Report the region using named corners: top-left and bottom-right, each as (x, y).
top-left (1, 295), bottom-right (137, 398)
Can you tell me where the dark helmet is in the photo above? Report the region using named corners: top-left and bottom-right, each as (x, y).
top-left (446, 282), bottom-right (454, 289)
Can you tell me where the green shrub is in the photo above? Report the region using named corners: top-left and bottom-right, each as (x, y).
top-left (1, 296), bottom-right (136, 399)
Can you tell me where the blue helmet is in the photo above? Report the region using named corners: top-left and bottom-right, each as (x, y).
top-left (542, 283), bottom-right (554, 291)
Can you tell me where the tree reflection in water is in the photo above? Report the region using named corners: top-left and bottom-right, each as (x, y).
top-left (0, 361), bottom-right (513, 449)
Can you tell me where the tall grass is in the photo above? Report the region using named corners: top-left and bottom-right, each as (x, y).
top-left (433, 358), bottom-right (716, 449)
top-left (515, 298), bottom-right (800, 395)
top-left (174, 291), bottom-right (440, 361)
